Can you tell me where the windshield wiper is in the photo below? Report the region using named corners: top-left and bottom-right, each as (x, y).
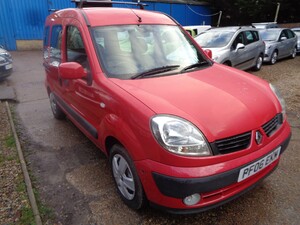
top-left (180, 61), bottom-right (209, 72)
top-left (131, 65), bottom-right (180, 79)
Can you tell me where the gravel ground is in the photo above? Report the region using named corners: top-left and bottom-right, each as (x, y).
top-left (0, 102), bottom-right (33, 224)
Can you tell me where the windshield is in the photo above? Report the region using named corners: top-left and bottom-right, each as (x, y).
top-left (92, 25), bottom-right (209, 79)
top-left (293, 30), bottom-right (300, 37)
top-left (259, 30), bottom-right (280, 41)
top-left (195, 30), bottom-right (234, 48)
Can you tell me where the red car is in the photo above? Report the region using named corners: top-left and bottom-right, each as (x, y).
top-left (43, 3), bottom-right (291, 213)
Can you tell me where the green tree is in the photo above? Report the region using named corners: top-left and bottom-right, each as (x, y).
top-left (205, 0), bottom-right (300, 26)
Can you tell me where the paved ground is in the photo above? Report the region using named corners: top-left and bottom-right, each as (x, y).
top-left (4, 51), bottom-right (300, 225)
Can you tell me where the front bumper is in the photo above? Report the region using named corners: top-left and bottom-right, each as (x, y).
top-left (0, 63), bottom-right (13, 80)
top-left (135, 123), bottom-right (291, 213)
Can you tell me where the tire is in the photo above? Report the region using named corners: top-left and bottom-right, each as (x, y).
top-left (223, 61), bottom-right (231, 67)
top-left (291, 47), bottom-right (297, 59)
top-left (270, 51), bottom-right (278, 65)
top-left (109, 145), bottom-right (147, 210)
top-left (252, 54), bottom-right (263, 71)
top-left (49, 92), bottom-right (66, 120)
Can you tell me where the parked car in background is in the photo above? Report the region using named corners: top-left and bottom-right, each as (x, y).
top-left (252, 22), bottom-right (278, 29)
top-left (194, 26), bottom-right (265, 71)
top-left (291, 28), bottom-right (300, 53)
top-left (183, 25), bottom-right (211, 37)
top-left (259, 28), bottom-right (297, 64)
top-left (43, 4), bottom-right (291, 213)
top-left (0, 46), bottom-right (13, 81)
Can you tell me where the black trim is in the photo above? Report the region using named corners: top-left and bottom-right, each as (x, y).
top-left (150, 164), bottom-right (278, 215)
top-left (152, 134), bottom-right (291, 199)
top-left (54, 93), bottom-right (98, 139)
top-left (234, 56), bottom-right (255, 68)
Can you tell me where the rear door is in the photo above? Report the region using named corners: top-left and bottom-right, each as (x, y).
top-left (285, 29), bottom-right (297, 54)
top-left (277, 30), bottom-right (289, 57)
top-left (243, 30), bottom-right (261, 68)
top-left (44, 24), bottom-right (64, 97)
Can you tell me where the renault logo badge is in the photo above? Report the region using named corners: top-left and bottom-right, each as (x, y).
top-left (255, 131), bottom-right (263, 144)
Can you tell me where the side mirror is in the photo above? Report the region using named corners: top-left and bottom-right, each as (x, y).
top-left (58, 62), bottom-right (87, 80)
top-left (204, 49), bottom-right (212, 59)
top-left (280, 36), bottom-right (287, 41)
top-left (236, 43), bottom-right (245, 51)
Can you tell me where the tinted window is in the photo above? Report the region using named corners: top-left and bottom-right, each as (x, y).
top-left (232, 32), bottom-right (244, 49)
top-left (286, 29), bottom-right (295, 39)
top-left (245, 31), bottom-right (255, 44)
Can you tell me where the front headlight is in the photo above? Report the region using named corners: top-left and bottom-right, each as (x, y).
top-left (270, 83), bottom-right (286, 115)
top-left (151, 115), bottom-right (212, 156)
top-left (0, 56), bottom-right (6, 64)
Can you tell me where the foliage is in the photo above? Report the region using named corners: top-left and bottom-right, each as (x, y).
top-left (205, 0), bottom-right (300, 26)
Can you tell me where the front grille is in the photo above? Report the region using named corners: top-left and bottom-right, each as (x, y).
top-left (212, 131), bottom-right (252, 154)
top-left (262, 113), bottom-right (283, 137)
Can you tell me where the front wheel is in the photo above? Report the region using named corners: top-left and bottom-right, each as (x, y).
top-left (109, 145), bottom-right (147, 210)
top-left (252, 54), bottom-right (263, 71)
top-left (49, 92), bottom-right (66, 120)
top-left (270, 51), bottom-right (278, 65)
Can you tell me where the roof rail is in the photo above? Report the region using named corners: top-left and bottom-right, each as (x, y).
top-left (72, 0), bottom-right (147, 9)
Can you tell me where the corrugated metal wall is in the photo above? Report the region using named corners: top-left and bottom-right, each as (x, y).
top-left (0, 0), bottom-right (210, 50)
top-left (0, 0), bottom-right (75, 50)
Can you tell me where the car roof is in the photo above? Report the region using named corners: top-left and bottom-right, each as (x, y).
top-left (52, 7), bottom-right (176, 27)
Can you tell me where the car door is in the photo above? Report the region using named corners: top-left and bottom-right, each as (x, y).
top-left (285, 29), bottom-right (296, 55)
top-left (243, 30), bottom-right (260, 69)
top-left (277, 30), bottom-right (289, 58)
top-left (62, 24), bottom-right (106, 141)
top-left (230, 32), bottom-right (248, 69)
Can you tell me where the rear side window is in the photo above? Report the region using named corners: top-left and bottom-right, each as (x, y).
top-left (286, 29), bottom-right (295, 39)
top-left (49, 25), bottom-right (62, 66)
top-left (44, 26), bottom-right (50, 47)
top-left (245, 31), bottom-right (258, 44)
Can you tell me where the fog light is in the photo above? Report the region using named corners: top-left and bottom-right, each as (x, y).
top-left (183, 193), bottom-right (201, 206)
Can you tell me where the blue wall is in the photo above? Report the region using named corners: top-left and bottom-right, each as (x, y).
top-left (0, 0), bottom-right (210, 50)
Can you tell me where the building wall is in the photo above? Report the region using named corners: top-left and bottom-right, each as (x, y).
top-left (0, 0), bottom-right (210, 50)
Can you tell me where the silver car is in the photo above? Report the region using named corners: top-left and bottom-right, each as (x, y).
top-left (195, 27), bottom-right (265, 71)
top-left (0, 46), bottom-right (13, 81)
top-left (291, 28), bottom-right (300, 53)
top-left (259, 28), bottom-right (297, 64)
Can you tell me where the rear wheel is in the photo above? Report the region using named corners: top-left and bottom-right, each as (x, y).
top-left (252, 54), bottom-right (263, 71)
top-left (49, 92), bottom-right (66, 120)
top-left (270, 51), bottom-right (278, 65)
top-left (291, 47), bottom-right (297, 59)
top-left (109, 145), bottom-right (147, 210)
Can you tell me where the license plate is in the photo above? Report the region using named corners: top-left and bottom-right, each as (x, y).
top-left (5, 64), bottom-right (12, 70)
top-left (238, 147), bottom-right (281, 182)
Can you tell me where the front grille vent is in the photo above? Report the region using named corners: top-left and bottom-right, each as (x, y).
top-left (262, 113), bottom-right (283, 137)
top-left (213, 131), bottom-right (252, 154)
